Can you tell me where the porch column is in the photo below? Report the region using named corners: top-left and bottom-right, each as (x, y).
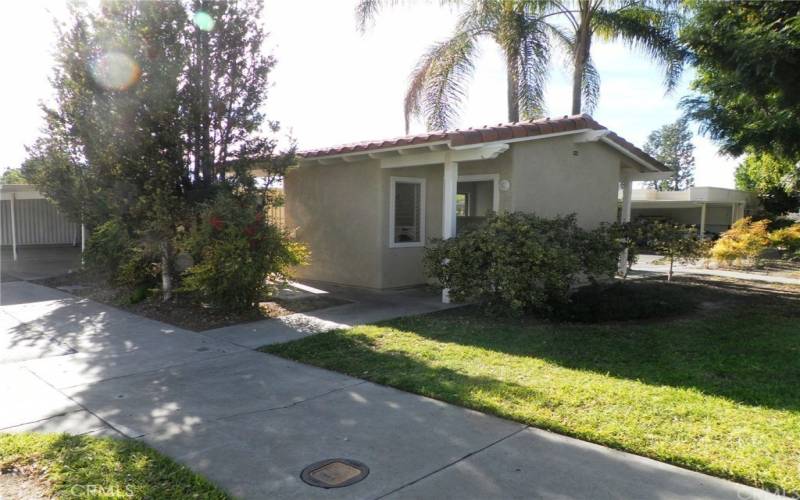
top-left (442, 158), bottom-right (458, 303)
top-left (730, 203), bottom-right (736, 227)
top-left (10, 192), bottom-right (17, 262)
top-left (700, 203), bottom-right (707, 236)
top-left (618, 173), bottom-right (632, 275)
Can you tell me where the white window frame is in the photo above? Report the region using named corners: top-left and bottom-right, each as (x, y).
top-left (457, 173), bottom-right (500, 213)
top-left (389, 176), bottom-right (426, 248)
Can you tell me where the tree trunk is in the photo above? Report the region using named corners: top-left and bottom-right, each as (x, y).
top-left (571, 2), bottom-right (593, 115)
top-left (199, 4), bottom-right (212, 184)
top-left (506, 63), bottom-right (520, 123)
top-left (668, 256), bottom-right (674, 281)
top-left (160, 239), bottom-right (173, 302)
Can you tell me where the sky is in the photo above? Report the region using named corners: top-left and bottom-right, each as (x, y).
top-left (1, 0), bottom-right (739, 188)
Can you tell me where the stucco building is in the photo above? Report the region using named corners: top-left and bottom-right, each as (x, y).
top-left (284, 115), bottom-right (671, 290)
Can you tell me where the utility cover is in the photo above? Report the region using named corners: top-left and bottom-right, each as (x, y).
top-left (300, 458), bottom-right (369, 489)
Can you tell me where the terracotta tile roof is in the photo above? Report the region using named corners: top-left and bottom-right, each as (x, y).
top-left (299, 114), bottom-right (669, 172)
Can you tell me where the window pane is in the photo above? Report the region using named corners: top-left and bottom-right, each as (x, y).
top-left (394, 182), bottom-right (421, 243)
top-left (456, 193), bottom-right (468, 216)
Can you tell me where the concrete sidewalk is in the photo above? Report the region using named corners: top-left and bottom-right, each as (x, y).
top-left (632, 254), bottom-right (800, 285)
top-left (0, 281), bottom-right (783, 499)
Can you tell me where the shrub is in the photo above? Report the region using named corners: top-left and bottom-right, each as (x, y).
top-left (710, 217), bottom-right (771, 267)
top-left (423, 212), bottom-right (622, 315)
top-left (84, 219), bottom-right (159, 287)
top-left (769, 223), bottom-right (800, 258)
top-left (83, 219), bottom-right (131, 277)
top-left (649, 221), bottom-right (711, 280)
top-left (181, 190), bottom-right (308, 311)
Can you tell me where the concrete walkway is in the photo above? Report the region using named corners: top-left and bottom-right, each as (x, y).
top-left (0, 280), bottom-right (783, 499)
top-left (632, 254), bottom-right (800, 285)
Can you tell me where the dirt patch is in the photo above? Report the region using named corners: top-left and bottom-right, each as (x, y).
top-left (36, 272), bottom-right (351, 332)
top-left (0, 467), bottom-right (51, 500)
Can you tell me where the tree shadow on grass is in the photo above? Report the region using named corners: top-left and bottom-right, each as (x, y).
top-left (382, 277), bottom-right (800, 413)
top-left (266, 329), bottom-right (799, 496)
top-left (0, 432), bottom-right (228, 498)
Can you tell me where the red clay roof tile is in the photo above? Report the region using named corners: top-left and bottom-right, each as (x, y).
top-left (299, 114), bottom-right (667, 171)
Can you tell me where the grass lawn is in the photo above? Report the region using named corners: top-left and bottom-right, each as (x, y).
top-left (265, 276), bottom-right (800, 495)
top-left (0, 433), bottom-right (229, 499)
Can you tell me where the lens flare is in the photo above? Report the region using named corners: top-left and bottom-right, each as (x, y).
top-left (90, 52), bottom-right (141, 91)
top-left (193, 11), bottom-right (215, 31)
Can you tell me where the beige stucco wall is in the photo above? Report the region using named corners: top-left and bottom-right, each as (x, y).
top-left (459, 156), bottom-right (514, 212)
top-left (379, 165), bottom-right (443, 288)
top-left (284, 159), bottom-right (383, 288)
top-left (286, 136), bottom-right (634, 289)
top-left (509, 135), bottom-right (622, 228)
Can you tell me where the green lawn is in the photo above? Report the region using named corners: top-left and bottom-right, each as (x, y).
top-left (265, 277), bottom-right (800, 495)
top-left (0, 433), bottom-right (229, 499)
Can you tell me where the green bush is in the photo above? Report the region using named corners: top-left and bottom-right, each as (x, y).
top-left (181, 190), bottom-right (308, 311)
top-left (84, 219), bottom-right (159, 287)
top-left (424, 212), bottom-right (622, 315)
top-left (83, 219), bottom-right (130, 276)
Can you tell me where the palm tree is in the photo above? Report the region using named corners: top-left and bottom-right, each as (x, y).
top-left (358, 0), bottom-right (555, 132)
top-left (356, 0), bottom-right (685, 131)
top-left (557, 0), bottom-right (685, 115)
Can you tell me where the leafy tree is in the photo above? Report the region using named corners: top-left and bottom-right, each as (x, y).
top-left (735, 152), bottom-right (800, 216)
top-left (643, 117), bottom-right (695, 191)
top-left (182, 0), bottom-right (280, 188)
top-left (356, 0), bottom-right (685, 131)
top-left (681, 1), bottom-right (800, 158)
top-left (25, 0), bottom-right (188, 299)
top-left (649, 221), bottom-right (709, 281)
top-left (0, 168), bottom-right (28, 184)
top-left (23, 0), bottom-right (294, 302)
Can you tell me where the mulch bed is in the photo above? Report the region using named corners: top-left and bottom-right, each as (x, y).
top-left (36, 272), bottom-right (350, 332)
top-left (0, 466), bottom-right (51, 500)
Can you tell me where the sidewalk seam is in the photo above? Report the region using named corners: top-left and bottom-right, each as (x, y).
top-left (215, 380), bottom-right (367, 421)
top-left (25, 367), bottom-right (131, 439)
top-left (374, 425), bottom-right (530, 499)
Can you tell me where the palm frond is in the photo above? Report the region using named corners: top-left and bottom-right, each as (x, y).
top-left (581, 56), bottom-right (600, 114)
top-left (404, 30), bottom-right (479, 132)
top-left (355, 0), bottom-right (467, 33)
top-left (516, 17), bottom-right (550, 119)
top-left (592, 4), bottom-right (687, 92)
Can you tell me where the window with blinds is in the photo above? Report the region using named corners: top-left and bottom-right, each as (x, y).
top-left (390, 177), bottom-right (425, 247)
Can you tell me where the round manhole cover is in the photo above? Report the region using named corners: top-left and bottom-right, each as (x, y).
top-left (300, 458), bottom-right (369, 489)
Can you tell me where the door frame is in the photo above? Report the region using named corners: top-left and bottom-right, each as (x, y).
top-left (457, 174), bottom-right (500, 213)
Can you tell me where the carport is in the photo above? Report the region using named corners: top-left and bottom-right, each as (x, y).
top-left (623, 186), bottom-right (757, 236)
top-left (1, 184), bottom-right (82, 281)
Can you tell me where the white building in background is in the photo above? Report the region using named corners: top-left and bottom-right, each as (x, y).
top-left (622, 186), bottom-right (758, 236)
top-left (1, 184), bottom-right (81, 261)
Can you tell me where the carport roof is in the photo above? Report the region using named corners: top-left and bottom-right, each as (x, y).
top-left (298, 114), bottom-right (669, 172)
